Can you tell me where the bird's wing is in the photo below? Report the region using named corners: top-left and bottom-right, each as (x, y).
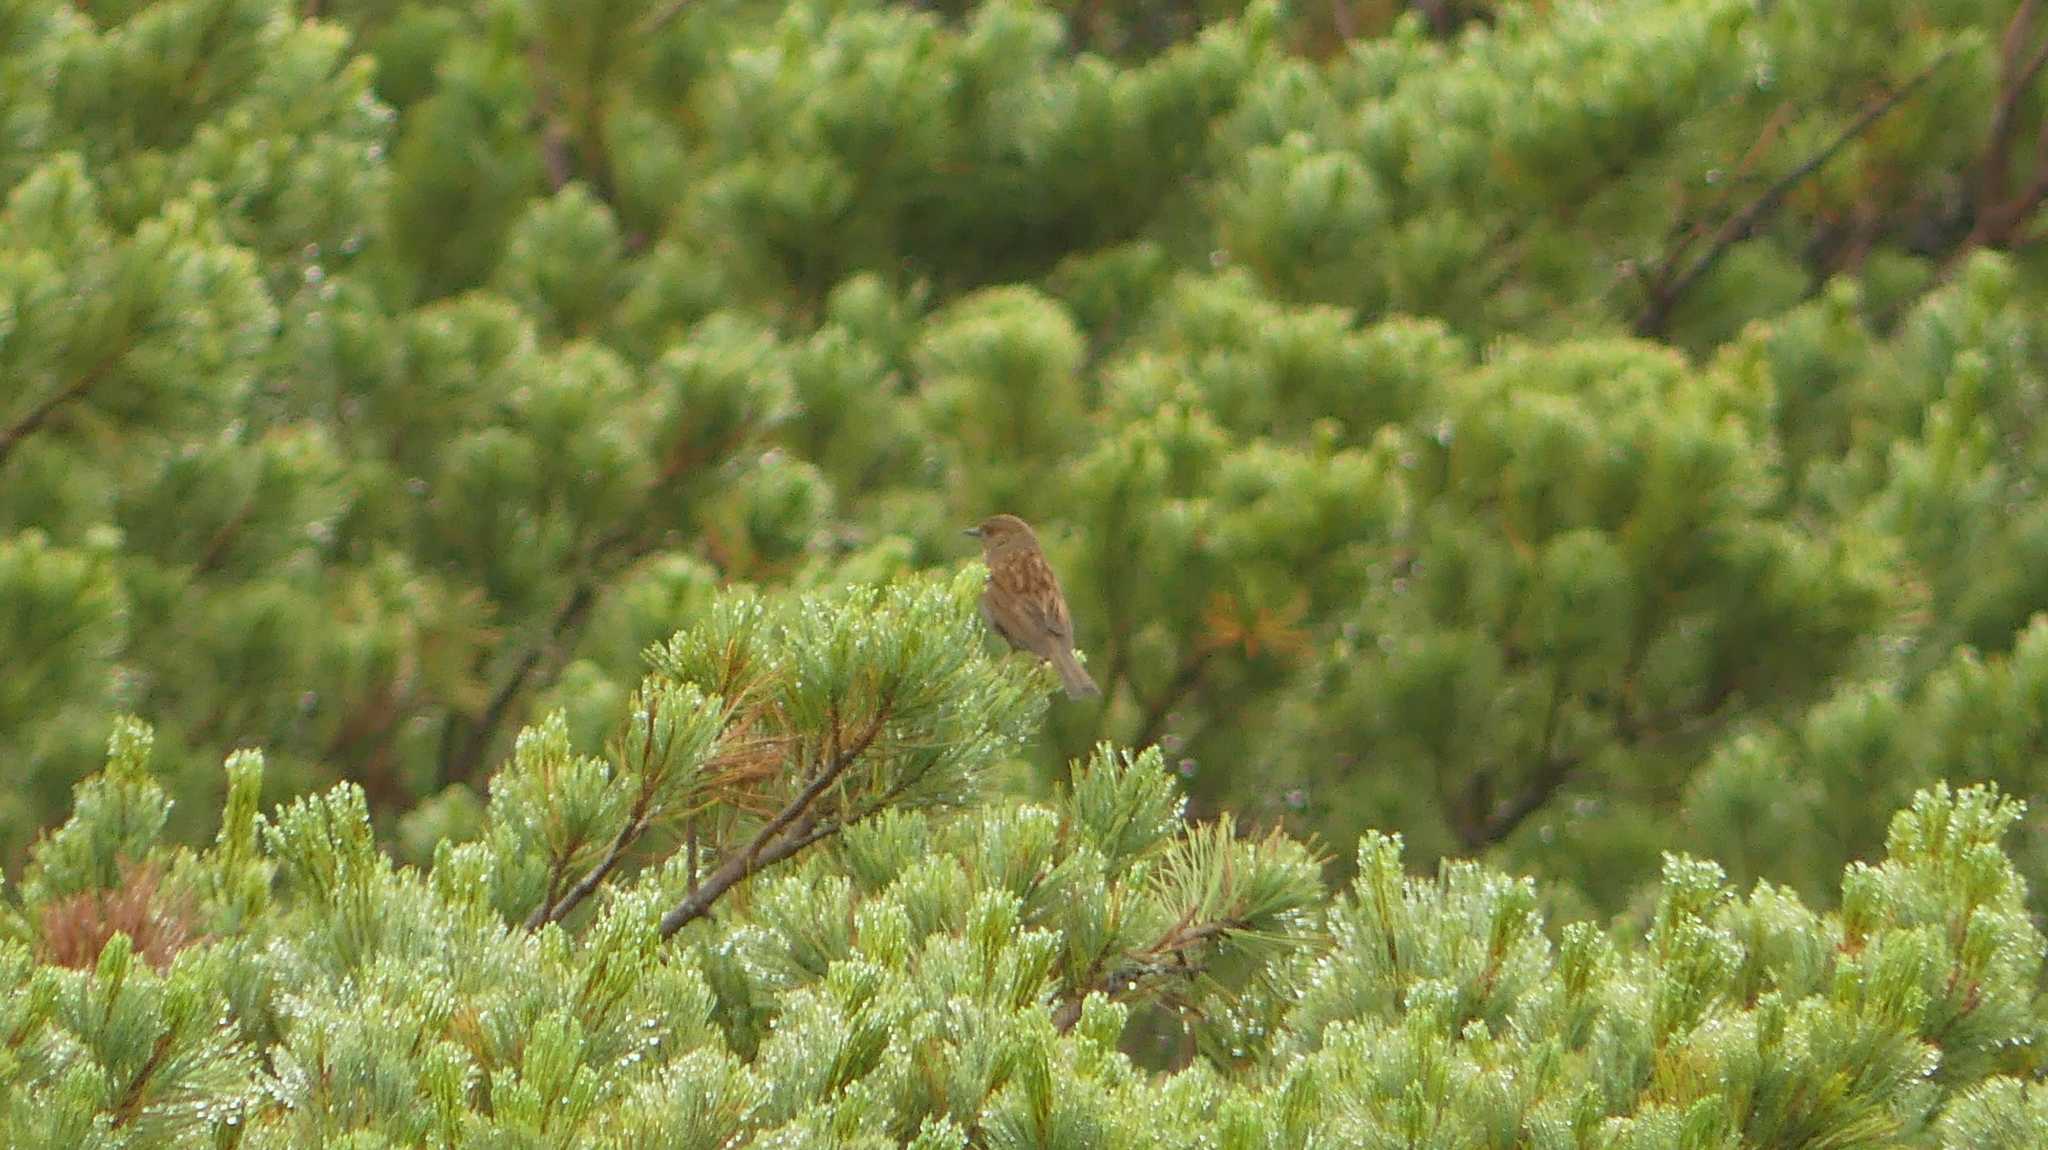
top-left (1039, 570), bottom-right (1071, 638)
top-left (991, 552), bottom-right (1070, 642)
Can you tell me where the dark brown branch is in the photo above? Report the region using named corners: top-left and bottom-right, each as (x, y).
top-left (658, 818), bottom-right (836, 938)
top-left (527, 43), bottom-right (575, 193)
top-left (638, 0), bottom-right (691, 39)
top-left (685, 820), bottom-right (700, 892)
top-left (1962, 2), bottom-right (2048, 254)
top-left (747, 707), bottom-right (887, 866)
top-left (439, 409), bottom-right (750, 788)
top-left (525, 37), bottom-right (626, 232)
top-left (569, 88), bottom-right (620, 223)
top-left (1412, 0), bottom-right (1456, 38)
top-left (1645, 101), bottom-right (1795, 282)
top-left (1981, 0), bottom-right (2048, 199)
top-left (444, 582), bottom-right (597, 787)
top-left (1636, 46), bottom-right (1959, 337)
top-left (109, 1031), bottom-right (177, 1129)
top-left (0, 359), bottom-right (112, 471)
top-left (1051, 917), bottom-right (1242, 1033)
top-left (527, 815), bottom-right (647, 930)
top-left (1464, 669), bottom-right (1748, 850)
top-left (1329, 0), bottom-right (1357, 43)
top-left (1466, 751), bottom-right (1583, 851)
top-left (193, 498), bottom-right (258, 576)
top-left (1133, 651), bottom-right (1212, 751)
top-left (657, 704), bottom-right (891, 938)
top-left (536, 854), bottom-right (570, 923)
top-left (528, 692), bottom-right (704, 929)
top-left (1451, 661), bottom-right (1575, 850)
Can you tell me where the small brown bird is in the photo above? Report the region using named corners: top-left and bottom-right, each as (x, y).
top-left (965, 514), bottom-right (1100, 699)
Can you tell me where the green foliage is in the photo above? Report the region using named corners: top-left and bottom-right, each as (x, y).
top-left (8, 0), bottom-right (2048, 1136)
top-left (4, 682), bottom-right (2047, 1144)
top-left (4, 0), bottom-right (2044, 913)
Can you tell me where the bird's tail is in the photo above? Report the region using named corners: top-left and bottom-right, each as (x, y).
top-left (1051, 647), bottom-right (1101, 700)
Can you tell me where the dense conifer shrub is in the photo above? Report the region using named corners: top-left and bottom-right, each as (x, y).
top-left (7, 0), bottom-right (2048, 1140)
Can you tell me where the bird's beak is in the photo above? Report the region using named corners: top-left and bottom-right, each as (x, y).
top-left (961, 527), bottom-right (982, 538)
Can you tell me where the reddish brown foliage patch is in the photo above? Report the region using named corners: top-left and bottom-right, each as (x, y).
top-left (36, 860), bottom-right (202, 971)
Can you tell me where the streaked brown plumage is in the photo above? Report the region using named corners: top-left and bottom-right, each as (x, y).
top-left (965, 514), bottom-right (1100, 700)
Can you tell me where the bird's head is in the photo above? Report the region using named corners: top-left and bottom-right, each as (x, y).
top-left (963, 513), bottom-right (1038, 557)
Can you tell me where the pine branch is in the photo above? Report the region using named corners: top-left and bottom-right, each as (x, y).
top-left (528, 43), bottom-right (576, 194)
top-left (657, 701), bottom-right (892, 937)
top-left (193, 497), bottom-right (258, 576)
top-left (1468, 749), bottom-right (1584, 850)
top-left (527, 691), bottom-right (707, 930)
top-left (1051, 916), bottom-right (1245, 1033)
top-left (0, 355), bottom-right (116, 471)
top-left (443, 417), bottom-right (753, 789)
top-left (1960, 2), bottom-right (2048, 255)
top-left (109, 1030), bottom-right (176, 1130)
top-left (638, 0), bottom-right (692, 39)
top-left (1635, 46), bottom-right (1959, 337)
top-left (527, 814), bottom-right (647, 931)
top-left (1134, 651), bottom-right (1212, 751)
top-left (444, 582), bottom-right (597, 786)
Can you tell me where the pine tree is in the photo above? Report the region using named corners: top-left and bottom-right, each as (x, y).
top-left (2, 587), bottom-right (2046, 1145)
top-left (5, 0), bottom-right (2048, 1000)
